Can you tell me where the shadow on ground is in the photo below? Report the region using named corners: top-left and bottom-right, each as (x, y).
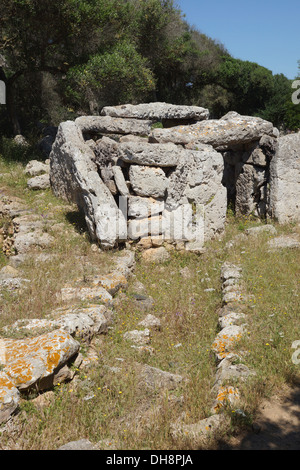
top-left (216, 385), bottom-right (300, 450)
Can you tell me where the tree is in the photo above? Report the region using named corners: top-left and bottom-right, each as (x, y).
top-left (215, 57), bottom-right (274, 116)
top-left (65, 40), bottom-right (156, 111)
top-left (0, 0), bottom-right (132, 133)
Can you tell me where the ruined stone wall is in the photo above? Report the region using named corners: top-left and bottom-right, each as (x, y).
top-left (49, 102), bottom-right (299, 250)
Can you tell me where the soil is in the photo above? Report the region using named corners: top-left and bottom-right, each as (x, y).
top-left (218, 383), bottom-right (300, 450)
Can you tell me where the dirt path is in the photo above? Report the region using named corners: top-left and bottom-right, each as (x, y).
top-left (218, 384), bottom-right (300, 450)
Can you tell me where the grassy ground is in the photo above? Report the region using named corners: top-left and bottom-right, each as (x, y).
top-left (0, 142), bottom-right (299, 450)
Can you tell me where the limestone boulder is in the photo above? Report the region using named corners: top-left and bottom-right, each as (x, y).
top-left (3, 305), bottom-right (113, 341)
top-left (235, 163), bottom-right (266, 216)
top-left (269, 132), bottom-right (300, 224)
top-left (112, 166), bottom-right (129, 196)
top-left (25, 160), bottom-right (50, 177)
top-left (27, 173), bottom-right (50, 190)
top-left (101, 102), bottom-right (209, 121)
top-left (13, 231), bottom-right (54, 254)
top-left (118, 142), bottom-right (183, 167)
top-left (0, 329), bottom-right (80, 391)
top-left (75, 115), bottom-right (152, 136)
top-left (129, 165), bottom-right (169, 198)
top-left (170, 414), bottom-right (228, 442)
top-left (128, 196), bottom-right (164, 218)
top-left (49, 121), bottom-right (127, 248)
top-left (165, 145), bottom-right (227, 240)
top-left (136, 363), bottom-right (184, 391)
top-left (150, 113), bottom-right (276, 149)
top-left (141, 247), bottom-right (170, 263)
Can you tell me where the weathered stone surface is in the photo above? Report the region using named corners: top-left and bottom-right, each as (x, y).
top-left (13, 231), bottom-right (54, 254)
top-left (3, 305), bottom-right (112, 341)
top-left (0, 276), bottom-right (29, 292)
top-left (123, 329), bottom-right (151, 345)
top-left (222, 290), bottom-right (243, 305)
top-left (0, 329), bottom-right (80, 391)
top-left (220, 263), bottom-right (242, 282)
top-left (141, 247), bottom-right (170, 263)
top-left (267, 235), bottom-right (300, 250)
top-left (212, 385), bottom-right (241, 412)
top-left (119, 134), bottom-right (149, 143)
top-left (128, 196), bottom-right (164, 218)
top-left (164, 145), bottom-right (227, 240)
top-left (93, 136), bottom-right (118, 180)
top-left (60, 285), bottom-right (113, 305)
top-left (218, 312), bottom-right (247, 329)
top-left (50, 121), bottom-right (127, 248)
top-left (13, 214), bottom-right (53, 233)
top-left (118, 142), bottom-right (183, 167)
top-left (25, 160), bottom-right (50, 177)
top-left (211, 325), bottom-right (244, 360)
top-left (150, 113), bottom-right (276, 149)
top-left (214, 356), bottom-right (255, 387)
top-left (27, 173), bottom-right (50, 190)
top-left (235, 163), bottom-right (266, 216)
top-left (269, 132), bottom-right (300, 224)
top-left (128, 215), bottom-right (163, 240)
top-left (75, 115), bottom-right (152, 136)
top-left (113, 250), bottom-right (136, 278)
top-left (0, 265), bottom-right (20, 279)
top-left (101, 102), bottom-right (209, 121)
top-left (245, 224), bottom-right (277, 237)
top-left (170, 414), bottom-right (228, 442)
top-left (112, 165), bottom-right (129, 196)
top-left (129, 165), bottom-right (169, 198)
top-left (136, 363), bottom-right (184, 391)
top-left (0, 372), bottom-right (20, 424)
top-left (138, 314), bottom-right (161, 331)
top-left (162, 205), bottom-right (194, 242)
top-left (245, 147), bottom-right (267, 166)
top-left (58, 439), bottom-right (97, 450)
top-left (91, 272), bottom-right (128, 295)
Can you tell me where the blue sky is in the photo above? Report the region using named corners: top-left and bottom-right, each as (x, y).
top-left (175, 0), bottom-right (299, 79)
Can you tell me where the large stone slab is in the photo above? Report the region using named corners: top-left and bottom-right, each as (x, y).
top-left (269, 132), bottom-right (300, 224)
top-left (0, 329), bottom-right (80, 391)
top-left (101, 102), bottom-right (209, 121)
top-left (150, 112), bottom-right (276, 149)
top-left (75, 115), bottom-right (152, 136)
top-left (49, 121), bottom-right (127, 248)
top-left (235, 163), bottom-right (266, 216)
top-left (118, 142), bottom-right (183, 167)
top-left (164, 145), bottom-right (227, 241)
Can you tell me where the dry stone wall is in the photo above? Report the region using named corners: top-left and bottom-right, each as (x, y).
top-left (49, 102), bottom-right (300, 251)
top-left (50, 102), bottom-right (226, 251)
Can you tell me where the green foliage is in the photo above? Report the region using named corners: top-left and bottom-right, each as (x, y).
top-left (1, 0), bottom-right (299, 135)
top-left (65, 41), bottom-right (156, 111)
top-left (0, 136), bottom-right (40, 163)
top-left (217, 57), bottom-right (274, 116)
